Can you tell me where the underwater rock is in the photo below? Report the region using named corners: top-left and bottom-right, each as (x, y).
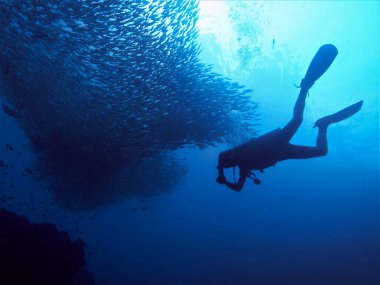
top-left (0, 0), bottom-right (258, 209)
top-left (0, 208), bottom-right (95, 285)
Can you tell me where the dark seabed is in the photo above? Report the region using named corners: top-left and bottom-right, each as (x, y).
top-left (0, 1), bottom-right (379, 285)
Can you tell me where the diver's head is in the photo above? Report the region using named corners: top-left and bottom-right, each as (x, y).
top-left (218, 149), bottom-right (237, 169)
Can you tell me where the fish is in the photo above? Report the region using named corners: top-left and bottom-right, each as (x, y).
top-left (2, 103), bottom-right (17, 118)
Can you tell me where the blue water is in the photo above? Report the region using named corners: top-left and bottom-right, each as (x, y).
top-left (0, 1), bottom-right (379, 285)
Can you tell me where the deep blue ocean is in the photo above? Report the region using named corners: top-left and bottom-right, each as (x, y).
top-left (0, 1), bottom-right (379, 285)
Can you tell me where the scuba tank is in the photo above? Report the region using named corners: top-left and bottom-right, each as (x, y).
top-left (301, 44), bottom-right (338, 90)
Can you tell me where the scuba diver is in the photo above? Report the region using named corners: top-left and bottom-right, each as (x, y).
top-left (216, 44), bottom-right (363, 191)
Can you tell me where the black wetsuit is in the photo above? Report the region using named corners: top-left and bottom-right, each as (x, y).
top-left (234, 128), bottom-right (285, 175)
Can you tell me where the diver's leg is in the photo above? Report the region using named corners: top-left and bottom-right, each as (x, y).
top-left (281, 88), bottom-right (308, 142)
top-left (282, 100), bottom-right (363, 159)
top-left (282, 126), bottom-right (328, 159)
top-left (280, 44), bottom-right (339, 143)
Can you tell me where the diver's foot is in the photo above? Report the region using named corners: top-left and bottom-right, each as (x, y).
top-left (313, 100), bottom-right (363, 128)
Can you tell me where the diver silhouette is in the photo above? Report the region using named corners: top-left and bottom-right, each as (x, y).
top-left (216, 44), bottom-right (363, 191)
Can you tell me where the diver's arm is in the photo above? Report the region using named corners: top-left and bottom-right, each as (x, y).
top-left (224, 174), bottom-right (246, 192)
top-left (216, 166), bottom-right (247, 191)
top-left (219, 168), bottom-right (248, 192)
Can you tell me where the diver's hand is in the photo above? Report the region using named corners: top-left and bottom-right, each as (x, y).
top-left (216, 174), bottom-right (227, 185)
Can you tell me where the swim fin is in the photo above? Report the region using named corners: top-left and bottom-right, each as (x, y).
top-left (301, 44), bottom-right (338, 90)
top-left (314, 100), bottom-right (363, 128)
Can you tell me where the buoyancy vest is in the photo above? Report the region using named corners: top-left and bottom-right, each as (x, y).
top-left (234, 128), bottom-right (286, 171)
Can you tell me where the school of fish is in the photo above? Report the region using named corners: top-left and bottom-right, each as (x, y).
top-left (0, 0), bottom-right (258, 210)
